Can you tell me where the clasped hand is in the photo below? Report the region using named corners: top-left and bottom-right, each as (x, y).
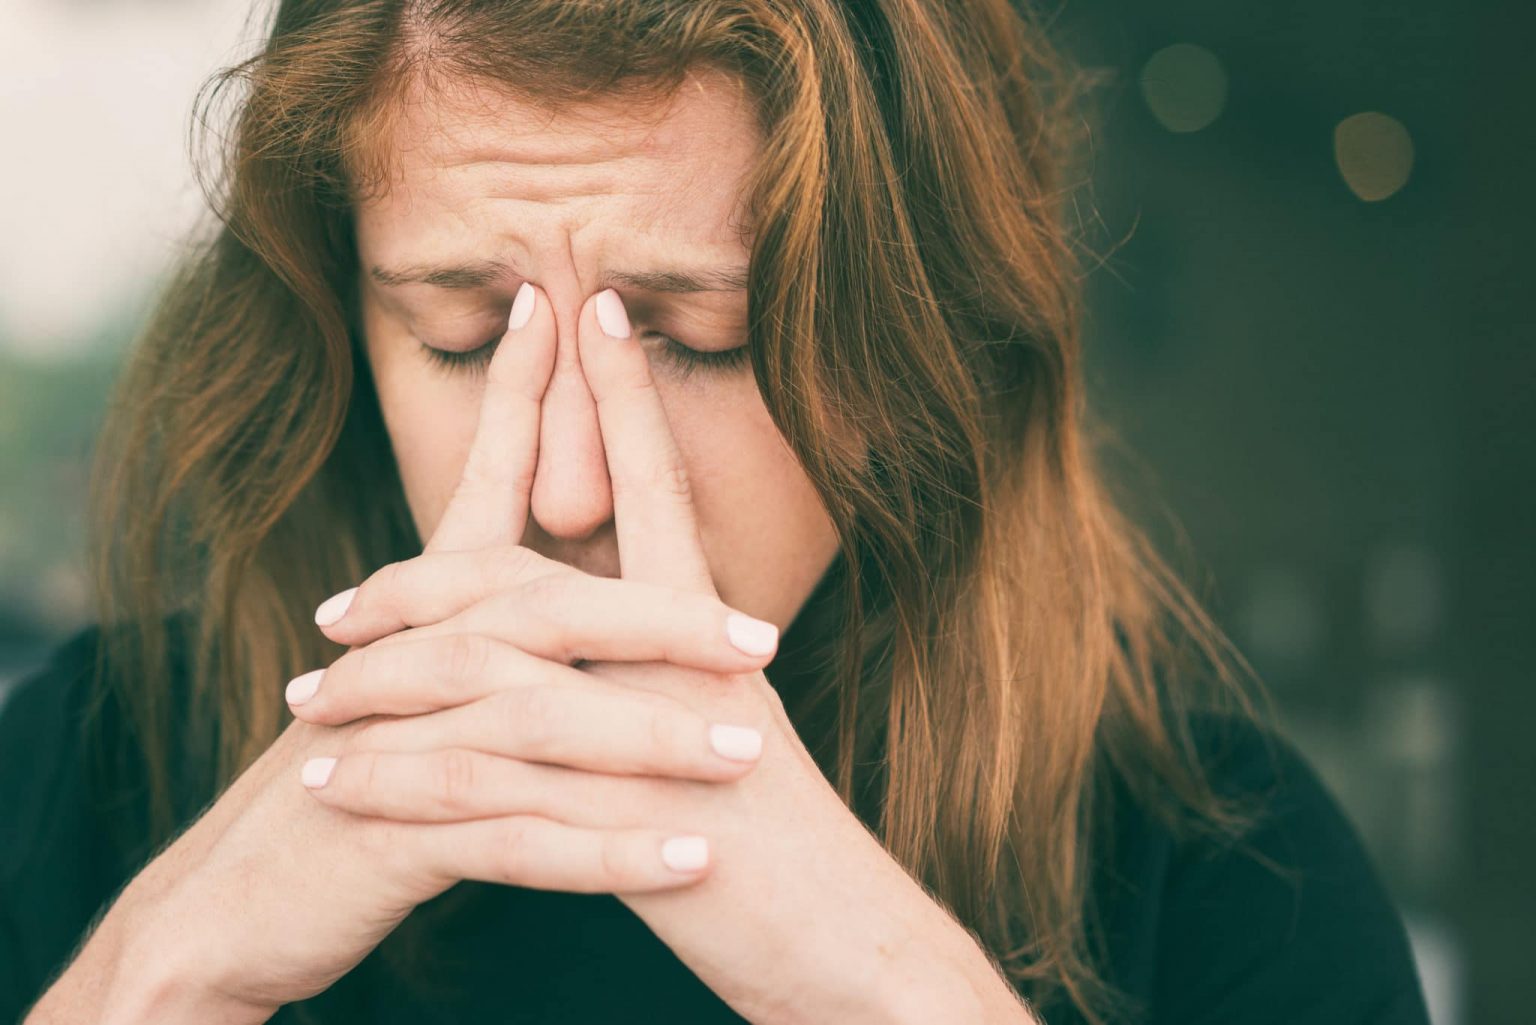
top-left (291, 281), bottom-right (816, 890)
top-left (280, 283), bottom-right (906, 1020)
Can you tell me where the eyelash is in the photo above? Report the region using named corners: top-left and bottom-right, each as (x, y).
top-left (420, 333), bottom-right (750, 382)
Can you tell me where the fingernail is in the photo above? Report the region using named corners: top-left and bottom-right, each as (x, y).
top-left (709, 724), bottom-right (763, 762)
top-left (314, 587), bottom-right (358, 627)
top-left (508, 281), bottom-right (535, 330)
top-left (286, 669), bottom-right (324, 705)
top-left (661, 835), bottom-right (709, 872)
top-left (595, 288), bottom-right (631, 339)
top-left (725, 612), bottom-right (778, 656)
top-left (302, 757), bottom-right (337, 788)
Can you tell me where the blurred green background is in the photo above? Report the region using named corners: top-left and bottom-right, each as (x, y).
top-left (2, 2), bottom-right (1530, 1023)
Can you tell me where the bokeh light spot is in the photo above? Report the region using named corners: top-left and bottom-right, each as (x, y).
top-left (1334, 112), bottom-right (1414, 201)
top-left (1140, 43), bottom-right (1228, 134)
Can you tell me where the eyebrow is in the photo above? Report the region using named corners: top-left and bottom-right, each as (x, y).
top-left (368, 259), bottom-right (749, 294)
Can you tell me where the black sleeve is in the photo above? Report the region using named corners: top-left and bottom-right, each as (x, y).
top-left (1147, 719), bottom-right (1432, 1025)
top-left (0, 628), bottom-right (122, 1025)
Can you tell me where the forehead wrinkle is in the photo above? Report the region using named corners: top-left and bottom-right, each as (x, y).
top-left (356, 67), bottom-right (760, 301)
top-left (404, 81), bottom-right (670, 171)
top-left (442, 160), bottom-right (662, 209)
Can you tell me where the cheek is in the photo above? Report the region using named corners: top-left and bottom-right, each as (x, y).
top-left (366, 336), bottom-right (478, 537)
top-left (669, 381), bottom-right (839, 623)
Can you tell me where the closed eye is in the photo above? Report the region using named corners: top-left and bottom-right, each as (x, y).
top-left (419, 332), bottom-right (750, 381)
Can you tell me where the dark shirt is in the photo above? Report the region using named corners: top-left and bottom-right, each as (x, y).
top-left (0, 624), bottom-right (1432, 1025)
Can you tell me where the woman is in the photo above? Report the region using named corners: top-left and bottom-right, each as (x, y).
top-left (1, 1), bottom-right (1430, 1023)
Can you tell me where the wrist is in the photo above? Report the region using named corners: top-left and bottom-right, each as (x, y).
top-left (97, 892), bottom-right (276, 1025)
top-left (854, 916), bottom-right (1040, 1025)
top-left (794, 864), bottom-right (1038, 1025)
top-left (869, 952), bottom-right (1040, 1025)
top-left (23, 904), bottom-right (272, 1025)
top-left (100, 948), bottom-right (276, 1025)
top-left (746, 894), bottom-right (1035, 1024)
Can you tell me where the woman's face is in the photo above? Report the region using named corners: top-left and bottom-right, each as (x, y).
top-left (352, 68), bottom-right (839, 631)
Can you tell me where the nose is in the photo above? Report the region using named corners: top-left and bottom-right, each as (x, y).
top-left (525, 288), bottom-right (615, 543)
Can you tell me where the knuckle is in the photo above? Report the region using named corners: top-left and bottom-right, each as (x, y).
top-left (646, 705), bottom-right (695, 765)
top-left (536, 574), bottom-right (600, 664)
top-left (618, 357), bottom-right (657, 395)
top-left (346, 717), bottom-right (378, 752)
top-left (497, 818), bottom-right (535, 882)
top-left (344, 711), bottom-right (395, 753)
top-left (503, 575), bottom-right (568, 647)
top-left (592, 776), bottom-right (663, 830)
top-left (599, 833), bottom-right (637, 887)
top-left (356, 751), bottom-right (384, 796)
top-left (443, 632), bottom-right (491, 688)
top-left (372, 560), bottom-right (409, 607)
top-left (514, 567), bottom-right (568, 607)
top-left (510, 686), bottom-right (565, 751)
top-left (609, 463), bottom-right (690, 505)
top-left (435, 750), bottom-right (479, 812)
top-left (454, 455), bottom-right (496, 494)
top-left (663, 587), bottom-right (706, 655)
top-left (651, 582), bottom-right (686, 620)
top-left (344, 644), bottom-right (375, 691)
top-left (654, 463), bottom-right (692, 500)
top-left (486, 546), bottom-right (533, 590)
top-left (508, 460), bottom-right (537, 503)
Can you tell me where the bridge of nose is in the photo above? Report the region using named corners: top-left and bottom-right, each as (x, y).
top-left (526, 273), bottom-right (616, 544)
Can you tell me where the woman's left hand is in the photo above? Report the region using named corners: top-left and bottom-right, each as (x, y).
top-left (293, 287), bottom-right (1036, 1025)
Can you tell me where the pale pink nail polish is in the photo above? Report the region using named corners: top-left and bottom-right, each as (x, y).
top-left (725, 612), bottom-right (778, 656)
top-left (710, 724), bottom-right (763, 761)
top-left (286, 669), bottom-right (323, 705)
top-left (661, 835), bottom-right (709, 872)
top-left (314, 587), bottom-right (357, 627)
top-left (302, 757), bottom-right (337, 788)
top-left (595, 288), bottom-right (631, 338)
top-left (508, 281), bottom-right (535, 330)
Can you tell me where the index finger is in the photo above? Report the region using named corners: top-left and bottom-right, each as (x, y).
top-left (577, 288), bottom-right (716, 595)
top-left (426, 282), bottom-right (555, 554)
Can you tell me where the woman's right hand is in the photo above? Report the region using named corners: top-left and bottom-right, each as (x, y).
top-left (38, 284), bottom-right (762, 1023)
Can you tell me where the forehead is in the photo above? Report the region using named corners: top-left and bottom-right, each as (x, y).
top-left (351, 67), bottom-right (763, 276)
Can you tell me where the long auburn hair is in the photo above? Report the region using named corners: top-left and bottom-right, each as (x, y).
top-left (85, 1), bottom-right (1271, 1021)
